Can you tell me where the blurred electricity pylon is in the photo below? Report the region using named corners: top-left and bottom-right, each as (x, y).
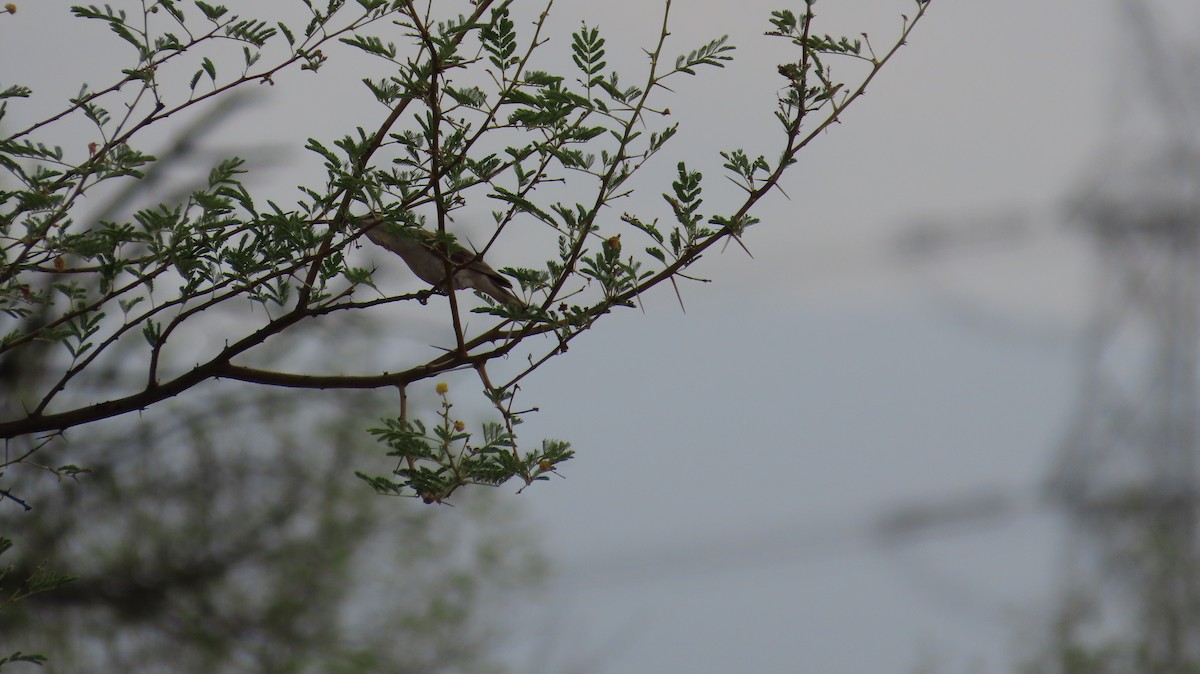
top-left (1044, 0), bottom-right (1200, 668)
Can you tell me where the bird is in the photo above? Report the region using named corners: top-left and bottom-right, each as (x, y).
top-left (356, 213), bottom-right (523, 307)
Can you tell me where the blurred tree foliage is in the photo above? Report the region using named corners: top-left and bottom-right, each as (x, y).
top-left (0, 387), bottom-right (544, 673)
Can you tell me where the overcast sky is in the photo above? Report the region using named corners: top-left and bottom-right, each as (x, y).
top-left (4, 0), bottom-right (1195, 672)
top-left (497, 1), bottom-right (1184, 672)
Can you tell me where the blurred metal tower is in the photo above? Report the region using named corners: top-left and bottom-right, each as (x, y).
top-left (1046, 0), bottom-right (1200, 667)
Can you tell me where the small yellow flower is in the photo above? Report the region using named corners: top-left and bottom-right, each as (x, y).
top-left (454, 420), bottom-right (465, 432)
top-left (435, 382), bottom-right (448, 395)
top-left (604, 234), bottom-right (622, 253)
top-left (538, 459), bottom-right (553, 472)
top-left (4, 4), bottom-right (16, 14)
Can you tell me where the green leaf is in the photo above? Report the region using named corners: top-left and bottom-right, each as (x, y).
top-left (648, 124), bottom-right (677, 152)
top-left (108, 20), bottom-right (146, 55)
top-left (70, 4), bottom-right (128, 23)
top-left (120, 66), bottom-right (155, 81)
top-left (194, 0), bottom-right (227, 21)
top-left (118, 296), bottom-right (145, 314)
top-left (571, 24), bottom-right (606, 78)
top-left (362, 77), bottom-right (404, 104)
top-left (445, 85), bottom-right (486, 108)
top-left (0, 85), bottom-right (32, 100)
top-left (208, 157), bottom-right (246, 186)
top-left (277, 21), bottom-right (295, 47)
top-left (225, 19), bottom-right (276, 47)
top-left (807, 33), bottom-right (863, 55)
top-left (142, 319), bottom-right (161, 346)
top-left (0, 651), bottom-right (49, 667)
top-left (490, 187), bottom-right (553, 223)
top-left (201, 56), bottom-right (217, 82)
top-left (158, 0), bottom-right (185, 22)
top-left (340, 34), bottom-right (396, 59)
top-left (243, 45), bottom-right (261, 68)
top-left (304, 138), bottom-right (343, 169)
top-left (621, 213), bottom-right (664, 244)
top-left (675, 35), bottom-right (735, 75)
top-left (768, 9), bottom-right (798, 35)
top-left (523, 70), bottom-right (562, 87)
top-left (0, 139), bottom-right (64, 161)
top-left (480, 1), bottom-right (517, 69)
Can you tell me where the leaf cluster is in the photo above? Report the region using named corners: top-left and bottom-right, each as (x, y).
top-left (359, 384), bottom-right (572, 501)
top-left (0, 536), bottom-right (76, 669)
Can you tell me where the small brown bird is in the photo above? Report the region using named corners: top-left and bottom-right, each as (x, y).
top-left (357, 213), bottom-right (523, 307)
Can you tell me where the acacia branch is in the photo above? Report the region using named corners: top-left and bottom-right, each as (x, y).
top-left (0, 0), bottom-right (932, 459)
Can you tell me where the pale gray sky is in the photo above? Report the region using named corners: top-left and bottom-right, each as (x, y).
top-left (3, 0), bottom-right (1189, 671)
top-left (490, 1), bottom-right (1157, 673)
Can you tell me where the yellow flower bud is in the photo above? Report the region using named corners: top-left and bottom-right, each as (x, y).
top-left (435, 382), bottom-right (448, 395)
